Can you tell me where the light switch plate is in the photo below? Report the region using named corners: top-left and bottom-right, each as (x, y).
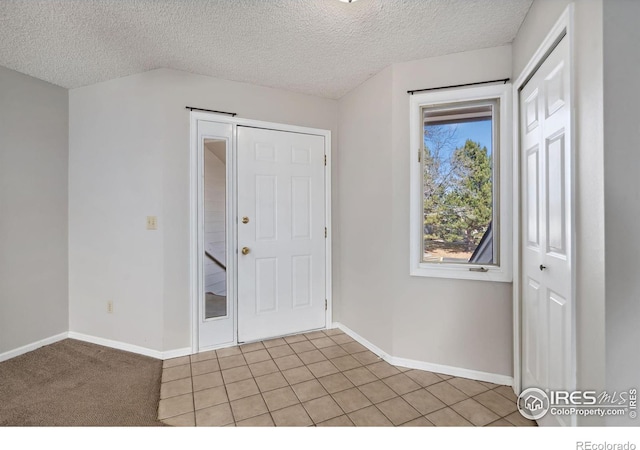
top-left (146, 216), bottom-right (158, 230)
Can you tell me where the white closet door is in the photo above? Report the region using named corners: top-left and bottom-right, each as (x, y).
top-left (520, 36), bottom-right (573, 426)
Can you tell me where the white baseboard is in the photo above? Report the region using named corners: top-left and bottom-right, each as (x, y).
top-left (0, 331), bottom-right (192, 362)
top-left (388, 355), bottom-right (514, 387)
top-left (0, 332), bottom-right (69, 363)
top-left (68, 332), bottom-right (192, 360)
top-left (68, 332), bottom-right (164, 359)
top-left (331, 322), bottom-right (392, 359)
top-left (333, 322), bottom-right (514, 387)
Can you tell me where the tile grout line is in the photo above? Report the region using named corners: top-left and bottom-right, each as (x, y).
top-left (250, 331), bottom-right (311, 426)
top-left (230, 373), bottom-right (518, 427)
top-left (165, 366), bottom-right (492, 426)
top-left (256, 385), bottom-right (276, 426)
top-left (225, 352), bottom-right (250, 426)
top-left (160, 329), bottom-right (529, 427)
top-left (158, 363), bottom-right (196, 423)
top-left (189, 356), bottom-right (196, 425)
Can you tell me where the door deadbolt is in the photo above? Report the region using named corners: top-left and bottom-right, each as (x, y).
top-left (242, 216), bottom-right (249, 224)
top-left (539, 264), bottom-right (547, 271)
top-left (241, 247), bottom-right (250, 255)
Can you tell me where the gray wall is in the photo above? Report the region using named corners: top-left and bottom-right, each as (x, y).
top-left (68, 68), bottom-right (339, 352)
top-left (336, 46), bottom-right (514, 378)
top-left (512, 0), bottom-right (606, 425)
top-left (0, 66), bottom-right (69, 356)
top-left (336, 65), bottom-right (395, 356)
top-left (603, 0), bottom-right (640, 426)
top-left (390, 47), bottom-right (513, 376)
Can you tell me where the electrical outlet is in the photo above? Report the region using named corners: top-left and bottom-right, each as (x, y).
top-left (107, 301), bottom-right (113, 314)
top-left (146, 216), bottom-right (158, 230)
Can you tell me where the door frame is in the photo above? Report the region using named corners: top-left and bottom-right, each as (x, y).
top-left (189, 111), bottom-right (333, 353)
top-left (512, 3), bottom-right (576, 403)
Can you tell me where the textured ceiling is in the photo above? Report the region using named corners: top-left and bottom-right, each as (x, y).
top-left (0, 0), bottom-right (532, 99)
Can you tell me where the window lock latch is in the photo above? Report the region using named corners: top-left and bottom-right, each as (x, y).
top-left (469, 267), bottom-right (488, 273)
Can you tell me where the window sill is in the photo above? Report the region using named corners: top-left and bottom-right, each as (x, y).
top-left (410, 263), bottom-right (512, 283)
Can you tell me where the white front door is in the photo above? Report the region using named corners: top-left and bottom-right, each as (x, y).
top-left (237, 126), bottom-right (326, 342)
top-left (520, 35), bottom-right (574, 426)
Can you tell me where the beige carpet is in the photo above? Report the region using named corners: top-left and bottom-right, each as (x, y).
top-left (0, 339), bottom-right (165, 426)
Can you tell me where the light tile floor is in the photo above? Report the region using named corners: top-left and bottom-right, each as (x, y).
top-left (158, 329), bottom-right (536, 427)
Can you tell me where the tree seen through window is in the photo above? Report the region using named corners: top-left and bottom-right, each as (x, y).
top-left (422, 103), bottom-right (495, 264)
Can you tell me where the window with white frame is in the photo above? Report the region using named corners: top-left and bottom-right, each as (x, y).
top-left (409, 84), bottom-right (512, 282)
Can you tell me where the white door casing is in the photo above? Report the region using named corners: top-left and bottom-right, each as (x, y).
top-left (195, 120), bottom-right (236, 350)
top-left (237, 126), bottom-right (327, 342)
top-left (520, 35), bottom-right (574, 426)
top-left (190, 113), bottom-right (332, 354)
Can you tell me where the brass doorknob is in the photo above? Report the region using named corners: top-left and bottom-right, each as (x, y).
top-left (242, 216), bottom-right (249, 224)
top-left (241, 247), bottom-right (250, 255)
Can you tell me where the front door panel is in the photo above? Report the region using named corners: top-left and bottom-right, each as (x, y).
top-left (237, 127), bottom-right (326, 342)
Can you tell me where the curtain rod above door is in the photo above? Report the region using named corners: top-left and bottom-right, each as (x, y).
top-left (407, 78), bottom-right (510, 95)
top-left (185, 106), bottom-right (236, 117)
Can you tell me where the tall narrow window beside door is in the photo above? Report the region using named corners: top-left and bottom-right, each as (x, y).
top-left (409, 84), bottom-right (512, 281)
top-left (204, 138), bottom-right (228, 319)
